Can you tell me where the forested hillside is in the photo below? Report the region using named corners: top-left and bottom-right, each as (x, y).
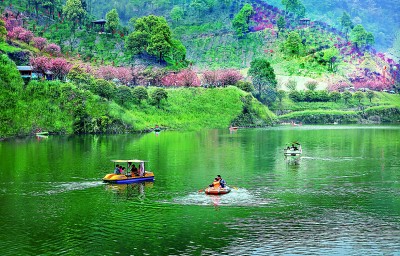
top-left (1, 0), bottom-right (400, 139)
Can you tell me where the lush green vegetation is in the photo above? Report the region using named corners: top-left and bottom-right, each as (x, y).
top-left (0, 54), bottom-right (274, 139)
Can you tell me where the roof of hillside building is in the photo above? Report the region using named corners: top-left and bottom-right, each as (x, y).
top-left (92, 19), bottom-right (106, 24)
top-left (17, 66), bottom-right (33, 71)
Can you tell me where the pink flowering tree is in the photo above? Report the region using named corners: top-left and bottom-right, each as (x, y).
top-left (202, 70), bottom-right (219, 87)
top-left (96, 66), bottom-right (117, 81)
top-left (44, 43), bottom-right (61, 56)
top-left (115, 67), bottom-right (133, 85)
top-left (19, 30), bottom-right (33, 43)
top-left (218, 69), bottom-right (243, 86)
top-left (33, 37), bottom-right (47, 50)
top-left (131, 65), bottom-right (146, 86)
top-left (30, 56), bottom-right (51, 78)
top-left (161, 72), bottom-right (178, 87)
top-left (327, 81), bottom-right (351, 92)
top-left (176, 69), bottom-right (201, 87)
top-left (49, 58), bottom-right (72, 81)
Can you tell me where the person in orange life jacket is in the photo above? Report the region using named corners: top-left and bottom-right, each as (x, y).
top-left (217, 175), bottom-right (226, 188)
top-left (209, 178), bottom-right (220, 188)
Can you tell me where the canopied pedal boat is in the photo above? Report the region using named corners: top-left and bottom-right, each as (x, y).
top-left (284, 142), bottom-right (302, 157)
top-left (102, 160), bottom-right (154, 184)
top-left (204, 186), bottom-right (231, 195)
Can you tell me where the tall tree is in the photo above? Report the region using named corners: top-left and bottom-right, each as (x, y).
top-left (281, 0), bottom-right (305, 17)
top-left (350, 24), bottom-right (367, 49)
top-left (232, 3), bottom-right (254, 37)
top-left (322, 47), bottom-right (339, 71)
top-left (284, 31), bottom-right (303, 56)
top-left (125, 15), bottom-right (186, 65)
top-left (277, 16), bottom-right (286, 38)
top-left (170, 6), bottom-right (184, 23)
top-left (248, 58), bottom-right (277, 105)
top-left (105, 9), bottom-right (120, 34)
top-left (340, 11), bottom-right (353, 41)
top-left (0, 20), bottom-right (6, 43)
top-left (63, 0), bottom-right (87, 29)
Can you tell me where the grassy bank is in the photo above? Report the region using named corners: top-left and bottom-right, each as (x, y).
top-left (0, 55), bottom-right (275, 139)
top-left (275, 92), bottom-right (400, 124)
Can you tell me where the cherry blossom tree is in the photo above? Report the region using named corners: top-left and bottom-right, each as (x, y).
top-left (218, 69), bottom-right (243, 86)
top-left (30, 56), bottom-right (51, 77)
top-left (49, 58), bottom-right (72, 80)
top-left (33, 37), bottom-right (48, 50)
top-left (44, 43), bottom-right (61, 56)
top-left (176, 69), bottom-right (200, 87)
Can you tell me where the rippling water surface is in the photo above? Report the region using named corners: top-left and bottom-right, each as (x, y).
top-left (1, 126), bottom-right (400, 255)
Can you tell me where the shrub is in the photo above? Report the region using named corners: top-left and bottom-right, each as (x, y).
top-left (132, 86), bottom-right (148, 103)
top-left (305, 81), bottom-right (318, 91)
top-left (235, 81), bottom-right (254, 92)
top-left (288, 90), bottom-right (304, 102)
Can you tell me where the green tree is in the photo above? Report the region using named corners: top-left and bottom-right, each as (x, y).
top-left (284, 31), bottom-right (303, 56)
top-left (248, 58), bottom-right (277, 105)
top-left (277, 16), bottom-right (285, 38)
top-left (305, 81), bottom-right (318, 91)
top-left (340, 12), bottom-right (353, 41)
top-left (350, 24), bottom-right (367, 49)
top-left (365, 32), bottom-right (375, 47)
top-left (282, 0), bottom-right (305, 17)
top-left (170, 6), bottom-right (184, 23)
top-left (330, 91), bottom-right (341, 102)
top-left (366, 90), bottom-right (375, 103)
top-left (151, 88), bottom-right (168, 108)
top-left (354, 91), bottom-right (364, 104)
top-left (277, 90), bottom-right (286, 103)
top-left (125, 15), bottom-right (186, 65)
top-left (132, 86), bottom-right (148, 103)
top-left (342, 91), bottom-right (352, 104)
top-left (63, 0), bottom-right (87, 29)
top-left (115, 86), bottom-right (133, 106)
top-left (232, 3), bottom-right (254, 37)
top-left (147, 33), bottom-right (172, 64)
top-left (105, 9), bottom-right (120, 34)
top-left (286, 79), bottom-right (297, 91)
top-left (0, 20), bottom-right (6, 43)
top-left (95, 79), bottom-right (115, 100)
top-left (322, 47), bottom-right (339, 71)
top-left (235, 81), bottom-right (254, 93)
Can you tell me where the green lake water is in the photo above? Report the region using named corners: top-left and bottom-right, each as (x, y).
top-left (0, 126), bottom-right (400, 255)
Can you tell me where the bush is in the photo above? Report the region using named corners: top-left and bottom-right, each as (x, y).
top-left (132, 86), bottom-right (148, 103)
top-left (235, 81), bottom-right (254, 93)
top-left (289, 90), bottom-right (304, 102)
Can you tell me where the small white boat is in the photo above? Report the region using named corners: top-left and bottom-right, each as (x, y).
top-left (284, 143), bottom-right (302, 156)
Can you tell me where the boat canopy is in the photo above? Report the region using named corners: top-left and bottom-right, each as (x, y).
top-left (111, 160), bottom-right (149, 163)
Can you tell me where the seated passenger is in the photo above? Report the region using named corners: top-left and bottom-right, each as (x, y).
top-left (131, 164), bottom-right (138, 176)
top-left (114, 165), bottom-right (120, 174)
top-left (217, 175), bottom-right (226, 188)
top-left (212, 178), bottom-right (220, 188)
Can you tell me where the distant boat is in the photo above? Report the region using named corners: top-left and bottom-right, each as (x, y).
top-left (291, 121), bottom-right (302, 126)
top-left (229, 126), bottom-right (238, 131)
top-left (35, 131), bottom-right (49, 136)
top-left (284, 143), bottom-right (302, 157)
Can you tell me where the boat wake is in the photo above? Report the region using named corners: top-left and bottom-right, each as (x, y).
top-left (38, 181), bottom-right (104, 195)
top-left (169, 188), bottom-right (275, 207)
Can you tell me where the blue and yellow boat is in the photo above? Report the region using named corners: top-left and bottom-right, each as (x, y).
top-left (102, 160), bottom-right (155, 184)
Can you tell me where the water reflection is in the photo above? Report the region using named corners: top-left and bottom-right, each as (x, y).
top-left (105, 182), bottom-right (153, 200)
